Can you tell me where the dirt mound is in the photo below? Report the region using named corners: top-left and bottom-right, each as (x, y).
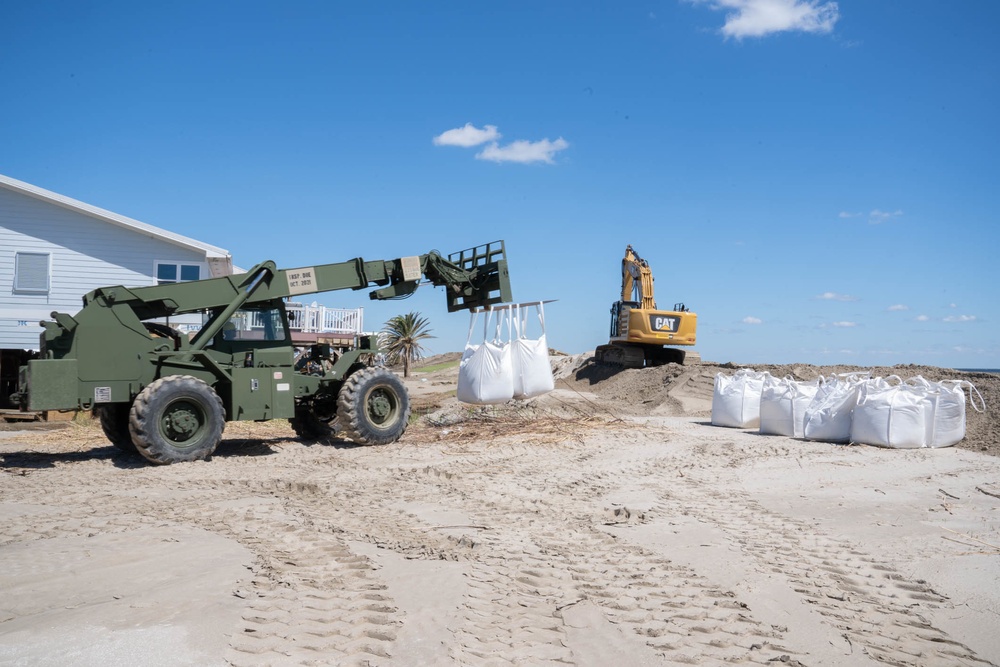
top-left (565, 359), bottom-right (716, 418)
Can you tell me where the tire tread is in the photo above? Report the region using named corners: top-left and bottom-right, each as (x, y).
top-left (129, 375), bottom-right (225, 465)
top-left (336, 367), bottom-right (410, 445)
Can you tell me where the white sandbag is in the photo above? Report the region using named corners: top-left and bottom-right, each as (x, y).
top-left (850, 376), bottom-right (924, 448)
top-left (926, 380), bottom-right (979, 448)
top-left (712, 369), bottom-right (770, 428)
top-left (802, 373), bottom-right (869, 443)
top-left (457, 310), bottom-right (514, 405)
top-left (851, 376), bottom-right (985, 448)
top-left (759, 376), bottom-right (823, 438)
top-left (511, 303), bottom-right (554, 399)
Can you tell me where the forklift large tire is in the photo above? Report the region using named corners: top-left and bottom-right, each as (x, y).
top-left (96, 403), bottom-right (138, 453)
top-left (336, 367), bottom-right (411, 445)
top-left (290, 404), bottom-right (338, 442)
top-left (129, 375), bottom-right (225, 465)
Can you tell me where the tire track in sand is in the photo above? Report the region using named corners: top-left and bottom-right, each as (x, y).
top-left (660, 470), bottom-right (993, 667)
top-left (539, 418), bottom-right (993, 667)
top-left (382, 436), bottom-right (794, 665)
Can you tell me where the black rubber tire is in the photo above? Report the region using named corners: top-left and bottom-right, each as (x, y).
top-left (96, 403), bottom-right (138, 453)
top-left (336, 367), bottom-right (410, 445)
top-left (129, 375), bottom-right (225, 465)
top-left (290, 403), bottom-right (337, 441)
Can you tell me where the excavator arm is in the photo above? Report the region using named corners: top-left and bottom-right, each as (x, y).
top-left (621, 244), bottom-right (657, 310)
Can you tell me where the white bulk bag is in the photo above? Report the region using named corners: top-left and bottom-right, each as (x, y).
top-left (927, 380), bottom-right (984, 447)
top-left (457, 309), bottom-right (514, 405)
top-left (802, 373), bottom-right (869, 443)
top-left (759, 375), bottom-right (823, 438)
top-left (712, 369), bottom-right (770, 428)
top-left (850, 376), bottom-right (924, 448)
top-left (851, 376), bottom-right (985, 448)
top-left (511, 303), bottom-right (554, 399)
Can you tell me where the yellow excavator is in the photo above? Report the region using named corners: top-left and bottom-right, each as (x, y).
top-left (595, 244), bottom-right (699, 368)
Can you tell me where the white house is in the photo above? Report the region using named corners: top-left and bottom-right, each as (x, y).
top-left (0, 173), bottom-right (233, 406)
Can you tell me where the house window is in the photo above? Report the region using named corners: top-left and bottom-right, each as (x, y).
top-left (155, 262), bottom-right (203, 285)
top-left (14, 252), bottom-right (51, 293)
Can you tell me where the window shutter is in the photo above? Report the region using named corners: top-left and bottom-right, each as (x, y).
top-left (14, 252), bottom-right (50, 293)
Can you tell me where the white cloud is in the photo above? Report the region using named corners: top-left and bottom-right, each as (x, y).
top-left (887, 304), bottom-right (909, 311)
top-left (433, 123), bottom-right (500, 147)
top-left (476, 137), bottom-right (570, 165)
top-left (944, 315), bottom-right (977, 323)
top-left (869, 208), bottom-right (903, 224)
top-left (915, 315), bottom-right (930, 322)
top-left (691, 0), bottom-right (840, 39)
top-left (838, 211), bottom-right (861, 219)
top-left (742, 316), bottom-right (762, 324)
top-left (435, 124), bottom-right (570, 165)
top-left (832, 321), bottom-right (857, 327)
top-left (816, 291), bottom-right (858, 302)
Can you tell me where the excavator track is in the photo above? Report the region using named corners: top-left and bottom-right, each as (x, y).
top-left (595, 343), bottom-right (646, 369)
top-left (595, 343), bottom-right (700, 368)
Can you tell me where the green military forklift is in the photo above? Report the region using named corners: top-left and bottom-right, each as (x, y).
top-left (13, 241), bottom-right (511, 465)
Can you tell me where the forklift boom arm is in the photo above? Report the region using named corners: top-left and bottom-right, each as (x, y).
top-left (80, 241), bottom-right (512, 320)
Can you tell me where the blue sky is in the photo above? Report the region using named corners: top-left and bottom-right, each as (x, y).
top-left (2, 1), bottom-right (998, 367)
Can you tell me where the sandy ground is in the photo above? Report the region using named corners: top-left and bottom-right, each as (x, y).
top-left (1, 354), bottom-right (998, 666)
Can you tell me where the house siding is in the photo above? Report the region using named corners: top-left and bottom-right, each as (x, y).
top-left (1, 186), bottom-right (208, 350)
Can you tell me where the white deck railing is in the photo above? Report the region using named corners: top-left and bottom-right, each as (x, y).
top-left (285, 303), bottom-right (363, 334)
top-left (168, 304), bottom-right (364, 337)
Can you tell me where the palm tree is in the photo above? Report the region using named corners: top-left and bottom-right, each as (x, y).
top-left (381, 312), bottom-right (435, 378)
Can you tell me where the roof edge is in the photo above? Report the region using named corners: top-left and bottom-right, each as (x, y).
top-left (0, 173), bottom-right (232, 261)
